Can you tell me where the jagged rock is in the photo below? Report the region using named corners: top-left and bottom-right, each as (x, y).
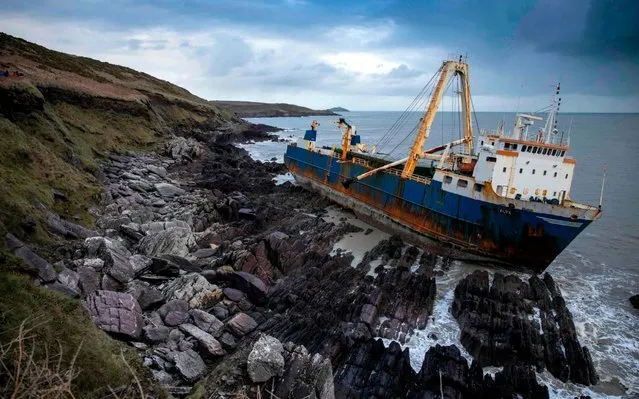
top-left (83, 290), bottom-right (143, 340)
top-left (189, 309), bottom-right (224, 337)
top-left (226, 312), bottom-right (258, 337)
top-left (138, 228), bottom-right (197, 257)
top-left (274, 342), bottom-right (334, 399)
top-left (452, 270), bottom-right (598, 385)
top-left (163, 273), bottom-right (223, 309)
top-left (143, 325), bottom-right (172, 344)
top-left (155, 182), bottom-right (186, 197)
top-left (130, 254), bottom-right (152, 276)
top-left (212, 305), bottom-right (229, 320)
top-left (359, 304), bottom-right (377, 326)
top-left (5, 233), bottom-right (57, 282)
top-left (172, 349), bottom-right (206, 382)
top-left (247, 334), bottom-right (285, 383)
top-left (56, 267), bottom-right (81, 297)
top-left (84, 237), bottom-right (134, 284)
top-left (77, 266), bottom-right (99, 296)
top-left (166, 137), bottom-right (202, 162)
top-left (179, 323), bottom-right (226, 357)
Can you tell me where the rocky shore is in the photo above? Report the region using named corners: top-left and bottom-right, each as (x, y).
top-left (4, 129), bottom-right (598, 398)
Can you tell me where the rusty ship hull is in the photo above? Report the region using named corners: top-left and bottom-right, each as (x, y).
top-left (284, 144), bottom-right (597, 272)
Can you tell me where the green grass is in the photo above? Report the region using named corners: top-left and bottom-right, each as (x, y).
top-left (0, 249), bottom-right (165, 398)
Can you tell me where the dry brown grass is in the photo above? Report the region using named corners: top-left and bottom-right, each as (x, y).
top-left (0, 317), bottom-right (81, 399)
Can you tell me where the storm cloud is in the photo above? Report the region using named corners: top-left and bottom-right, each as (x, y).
top-left (1, 0), bottom-right (637, 111)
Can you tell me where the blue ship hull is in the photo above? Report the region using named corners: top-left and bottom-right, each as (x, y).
top-left (284, 144), bottom-right (596, 272)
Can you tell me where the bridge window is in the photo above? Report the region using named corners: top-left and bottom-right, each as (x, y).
top-left (542, 148), bottom-right (548, 155)
top-left (486, 156), bottom-right (497, 162)
top-left (532, 169), bottom-right (536, 175)
top-left (457, 179), bottom-right (468, 188)
top-left (504, 143), bottom-right (511, 150)
top-left (553, 172), bottom-right (557, 177)
top-left (474, 183), bottom-right (483, 192)
top-left (552, 149), bottom-right (557, 156)
top-left (522, 145), bottom-right (527, 152)
top-left (444, 176), bottom-right (452, 184)
top-left (502, 167), bottom-right (507, 173)
top-left (519, 168), bottom-right (523, 174)
top-left (526, 146), bottom-right (532, 153)
top-left (512, 144), bottom-right (518, 150)
top-left (560, 150), bottom-right (565, 156)
top-left (543, 170), bottom-right (547, 176)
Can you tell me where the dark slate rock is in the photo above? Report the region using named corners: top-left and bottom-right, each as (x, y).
top-left (224, 287), bottom-right (245, 302)
top-left (226, 312), bottom-right (258, 337)
top-left (5, 233), bottom-right (57, 283)
top-left (83, 290), bottom-right (143, 340)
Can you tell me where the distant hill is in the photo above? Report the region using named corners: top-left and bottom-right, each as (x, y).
top-left (329, 107), bottom-right (349, 112)
top-left (211, 100), bottom-right (338, 118)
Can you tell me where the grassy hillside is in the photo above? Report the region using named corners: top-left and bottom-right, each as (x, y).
top-left (0, 32), bottom-right (243, 242)
top-left (212, 100), bottom-right (337, 117)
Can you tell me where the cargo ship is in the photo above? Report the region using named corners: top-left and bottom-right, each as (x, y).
top-left (284, 58), bottom-right (602, 272)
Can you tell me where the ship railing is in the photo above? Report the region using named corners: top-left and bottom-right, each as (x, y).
top-left (352, 157), bottom-right (432, 184)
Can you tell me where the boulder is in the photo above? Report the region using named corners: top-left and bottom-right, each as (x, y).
top-left (143, 325), bottom-right (172, 344)
top-left (226, 312), bottom-right (258, 337)
top-left (83, 290), bottom-right (143, 340)
top-left (159, 299), bottom-right (189, 326)
top-left (166, 137), bottom-right (202, 162)
top-left (129, 254), bottom-right (152, 276)
top-left (172, 349), bottom-right (206, 382)
top-left (138, 228), bottom-right (197, 257)
top-left (83, 237), bottom-right (134, 284)
top-left (5, 233), bottom-right (57, 283)
top-left (228, 271), bottom-right (268, 303)
top-left (179, 323), bottom-right (225, 357)
top-left (56, 267), bottom-right (81, 297)
top-left (154, 183), bottom-right (186, 197)
top-left (224, 287), bottom-right (245, 302)
top-left (164, 311), bottom-right (189, 327)
top-left (247, 334), bottom-right (285, 383)
top-left (77, 266), bottom-right (99, 296)
top-left (189, 309), bottom-right (224, 337)
top-left (359, 304), bottom-right (377, 326)
top-left (163, 273), bottom-right (223, 309)
top-left (138, 287), bottom-right (165, 310)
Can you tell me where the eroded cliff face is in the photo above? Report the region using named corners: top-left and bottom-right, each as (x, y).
top-left (0, 32), bottom-right (253, 242)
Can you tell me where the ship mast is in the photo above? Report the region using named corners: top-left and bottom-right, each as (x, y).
top-left (401, 58), bottom-right (474, 179)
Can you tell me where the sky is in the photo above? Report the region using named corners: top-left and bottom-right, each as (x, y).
top-left (2, 0), bottom-right (638, 112)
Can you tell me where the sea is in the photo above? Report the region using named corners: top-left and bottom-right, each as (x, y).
top-left (240, 112), bottom-right (639, 398)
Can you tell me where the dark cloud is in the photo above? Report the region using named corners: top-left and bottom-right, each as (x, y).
top-left (386, 64), bottom-right (422, 79)
top-left (517, 0), bottom-right (639, 60)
